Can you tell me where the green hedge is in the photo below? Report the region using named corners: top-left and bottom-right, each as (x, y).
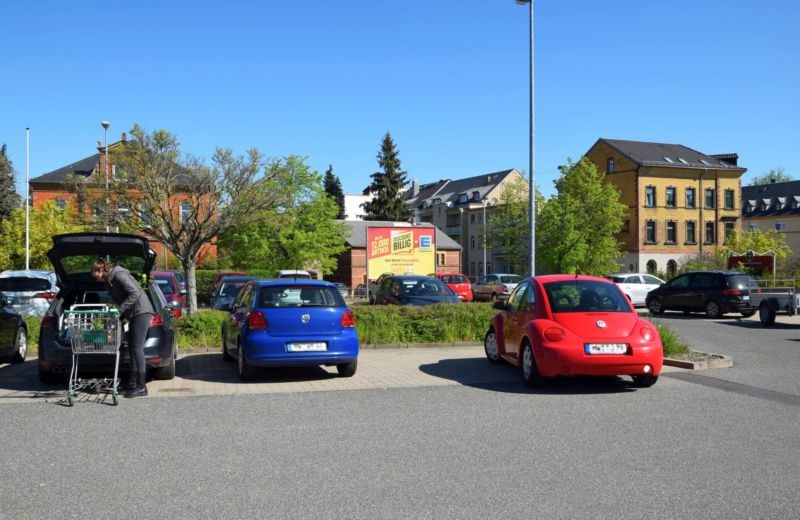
top-left (176, 309), bottom-right (228, 349)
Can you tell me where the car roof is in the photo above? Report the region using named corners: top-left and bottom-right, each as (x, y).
top-left (534, 274), bottom-right (614, 284)
top-left (389, 275), bottom-right (440, 281)
top-left (254, 279), bottom-right (335, 287)
top-left (219, 276), bottom-right (263, 283)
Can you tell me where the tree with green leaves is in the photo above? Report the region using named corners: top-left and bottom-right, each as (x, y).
top-left (537, 157), bottom-right (626, 275)
top-left (323, 165), bottom-right (345, 219)
top-left (218, 156), bottom-right (347, 273)
top-left (0, 200), bottom-right (86, 270)
top-left (72, 124), bottom-right (299, 314)
top-left (485, 178), bottom-right (537, 275)
top-left (361, 132), bottom-right (411, 221)
top-left (748, 167), bottom-right (793, 186)
top-left (0, 144), bottom-right (22, 224)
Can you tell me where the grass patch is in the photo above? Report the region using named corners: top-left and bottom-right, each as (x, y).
top-left (654, 322), bottom-right (691, 358)
top-left (176, 309), bottom-right (228, 349)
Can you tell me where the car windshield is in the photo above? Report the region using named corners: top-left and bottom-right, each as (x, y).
top-left (220, 282), bottom-right (245, 297)
top-left (258, 286), bottom-right (345, 308)
top-left (500, 275), bottom-right (522, 284)
top-left (544, 280), bottom-right (631, 313)
top-left (400, 279), bottom-right (452, 296)
top-left (0, 277), bottom-right (51, 291)
top-left (442, 275), bottom-right (468, 284)
top-left (154, 277), bottom-right (175, 295)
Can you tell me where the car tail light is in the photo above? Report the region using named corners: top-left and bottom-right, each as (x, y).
top-left (171, 308), bottom-right (182, 319)
top-left (41, 316), bottom-right (55, 330)
top-left (33, 291), bottom-right (57, 300)
top-left (150, 314), bottom-right (163, 326)
top-left (499, 284), bottom-right (508, 293)
top-left (639, 326), bottom-right (656, 341)
top-left (723, 289), bottom-right (743, 296)
top-left (341, 310), bottom-right (355, 328)
top-left (543, 327), bottom-right (565, 342)
top-left (247, 311), bottom-right (268, 330)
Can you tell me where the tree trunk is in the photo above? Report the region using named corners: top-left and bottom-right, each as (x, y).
top-left (182, 259), bottom-right (198, 315)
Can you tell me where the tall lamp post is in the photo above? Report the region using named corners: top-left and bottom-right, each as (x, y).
top-left (516, 0), bottom-right (535, 276)
top-left (25, 128), bottom-right (30, 271)
top-left (101, 121), bottom-right (110, 232)
top-left (482, 199), bottom-right (488, 276)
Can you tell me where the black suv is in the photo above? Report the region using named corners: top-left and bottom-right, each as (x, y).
top-left (37, 233), bottom-right (178, 384)
top-left (645, 271), bottom-right (755, 318)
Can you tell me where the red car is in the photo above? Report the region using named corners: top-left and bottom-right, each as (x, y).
top-left (484, 274), bottom-right (662, 388)
top-left (434, 273), bottom-right (473, 302)
top-left (151, 270), bottom-right (186, 317)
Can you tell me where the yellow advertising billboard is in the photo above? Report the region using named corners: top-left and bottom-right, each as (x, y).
top-left (367, 226), bottom-right (436, 278)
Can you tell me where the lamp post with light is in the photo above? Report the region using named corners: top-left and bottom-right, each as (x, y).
top-left (515, 0), bottom-right (535, 276)
top-left (101, 121), bottom-right (110, 232)
top-left (482, 199), bottom-right (488, 276)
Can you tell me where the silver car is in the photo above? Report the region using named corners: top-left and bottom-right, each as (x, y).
top-left (0, 270), bottom-right (59, 317)
top-left (471, 274), bottom-right (523, 302)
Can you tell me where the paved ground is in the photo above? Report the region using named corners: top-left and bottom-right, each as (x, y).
top-left (0, 345), bottom-right (685, 405)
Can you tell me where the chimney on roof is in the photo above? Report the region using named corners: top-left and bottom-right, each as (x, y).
top-left (412, 179), bottom-right (419, 197)
top-left (121, 132), bottom-right (127, 142)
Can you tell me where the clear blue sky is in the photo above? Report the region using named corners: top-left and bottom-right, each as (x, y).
top-left (2, 0), bottom-right (798, 201)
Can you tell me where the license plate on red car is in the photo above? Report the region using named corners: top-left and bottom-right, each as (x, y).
top-left (286, 342), bottom-right (327, 352)
top-left (585, 343), bottom-right (628, 355)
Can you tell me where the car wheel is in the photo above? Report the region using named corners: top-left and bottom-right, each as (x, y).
top-left (11, 328), bottom-right (27, 363)
top-left (704, 300), bottom-right (723, 319)
top-left (238, 342), bottom-right (256, 381)
top-left (153, 353), bottom-right (176, 380)
top-left (740, 310), bottom-right (756, 318)
top-left (38, 365), bottom-right (63, 385)
top-left (631, 374), bottom-right (658, 388)
top-left (368, 293), bottom-right (375, 305)
top-left (759, 303), bottom-right (776, 326)
top-left (648, 298), bottom-right (664, 315)
top-left (337, 359), bottom-right (357, 377)
top-left (490, 293), bottom-right (499, 302)
top-left (521, 341), bottom-right (546, 387)
top-left (484, 328), bottom-right (501, 364)
top-left (222, 330), bottom-right (233, 362)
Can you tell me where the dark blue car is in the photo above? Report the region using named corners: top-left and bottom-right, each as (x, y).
top-left (221, 279), bottom-right (359, 381)
top-left (371, 275), bottom-right (459, 306)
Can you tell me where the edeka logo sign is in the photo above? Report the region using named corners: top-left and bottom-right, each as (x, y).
top-left (367, 226), bottom-right (437, 277)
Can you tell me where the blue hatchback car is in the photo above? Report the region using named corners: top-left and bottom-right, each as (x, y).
top-left (221, 279), bottom-right (359, 381)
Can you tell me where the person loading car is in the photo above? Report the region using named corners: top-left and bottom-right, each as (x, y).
top-left (90, 258), bottom-right (154, 398)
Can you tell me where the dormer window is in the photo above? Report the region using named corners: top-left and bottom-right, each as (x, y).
top-left (664, 157), bottom-right (674, 164)
top-left (458, 193), bottom-right (468, 204)
top-left (678, 158), bottom-right (688, 165)
top-left (778, 196), bottom-right (787, 209)
top-left (432, 198), bottom-right (441, 205)
top-left (747, 200), bottom-right (757, 212)
top-left (472, 191), bottom-right (480, 201)
top-left (793, 196), bottom-right (800, 209)
top-left (761, 198), bottom-right (771, 211)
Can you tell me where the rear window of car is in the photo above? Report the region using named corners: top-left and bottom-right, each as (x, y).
top-left (442, 275), bottom-right (468, 284)
top-left (0, 277), bottom-right (52, 291)
top-left (153, 276), bottom-right (176, 295)
top-left (726, 275), bottom-right (754, 290)
top-left (544, 280), bottom-right (631, 313)
top-left (219, 282), bottom-right (245, 298)
top-left (500, 275), bottom-right (522, 284)
top-left (258, 286), bottom-right (345, 308)
top-left (608, 276), bottom-right (625, 283)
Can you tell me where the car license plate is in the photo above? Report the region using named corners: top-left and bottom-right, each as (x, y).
top-left (743, 295), bottom-right (750, 301)
top-left (286, 342), bottom-right (327, 352)
top-left (585, 343), bottom-right (628, 355)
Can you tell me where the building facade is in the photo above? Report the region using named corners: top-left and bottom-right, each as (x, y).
top-left (585, 138), bottom-right (746, 277)
top-left (742, 180), bottom-right (800, 253)
top-left (404, 169), bottom-right (527, 277)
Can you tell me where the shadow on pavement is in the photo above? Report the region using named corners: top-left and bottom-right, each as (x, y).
top-left (419, 357), bottom-right (636, 395)
top-left (0, 360), bottom-right (65, 399)
top-left (176, 353), bottom-right (338, 384)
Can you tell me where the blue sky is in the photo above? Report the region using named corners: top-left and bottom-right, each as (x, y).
top-left (2, 0), bottom-right (798, 200)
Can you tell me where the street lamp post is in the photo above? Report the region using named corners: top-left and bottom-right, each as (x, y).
top-left (25, 128), bottom-right (30, 271)
top-left (516, 0), bottom-right (535, 276)
top-left (101, 121), bottom-right (110, 232)
top-left (482, 199), bottom-right (488, 276)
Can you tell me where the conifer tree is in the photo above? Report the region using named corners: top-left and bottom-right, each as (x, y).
top-left (0, 144), bottom-right (22, 223)
top-left (323, 165), bottom-right (345, 219)
top-left (361, 132), bottom-right (411, 221)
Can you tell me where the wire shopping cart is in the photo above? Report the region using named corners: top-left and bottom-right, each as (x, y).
top-left (64, 305), bottom-right (122, 406)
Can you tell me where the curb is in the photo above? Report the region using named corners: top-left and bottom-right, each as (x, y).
top-left (663, 351), bottom-right (733, 370)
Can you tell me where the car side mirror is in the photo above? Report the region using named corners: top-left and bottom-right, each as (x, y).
top-left (180, 289), bottom-right (187, 296)
top-left (492, 300), bottom-right (506, 310)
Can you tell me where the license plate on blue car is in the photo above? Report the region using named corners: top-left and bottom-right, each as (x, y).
top-left (286, 342), bottom-right (327, 352)
top-left (585, 343), bottom-right (628, 355)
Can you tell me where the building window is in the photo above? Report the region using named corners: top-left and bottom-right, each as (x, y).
top-left (472, 191), bottom-right (480, 201)
top-left (667, 260), bottom-right (677, 278)
top-left (470, 214), bottom-right (475, 224)
top-left (437, 253), bottom-right (446, 265)
top-left (686, 221), bottom-right (696, 244)
top-left (54, 198), bottom-right (67, 210)
top-left (666, 187), bottom-right (676, 208)
top-left (775, 220), bottom-right (787, 232)
top-left (471, 236), bottom-right (476, 250)
top-left (646, 260), bottom-right (657, 275)
top-left (645, 220), bottom-right (657, 243)
top-left (666, 221), bottom-right (677, 244)
top-left (470, 262), bottom-right (476, 276)
top-left (478, 213), bottom-right (482, 224)
top-left (607, 157), bottom-right (615, 173)
top-left (458, 193), bottom-right (468, 204)
top-left (705, 188), bottom-right (715, 209)
top-left (686, 187), bottom-right (696, 209)
top-left (705, 222), bottom-right (715, 244)
top-left (748, 222), bottom-right (759, 231)
top-left (724, 222), bottom-right (735, 243)
top-left (724, 189), bottom-right (735, 210)
top-left (487, 262), bottom-right (492, 274)
top-left (478, 262), bottom-right (483, 275)
top-left (645, 186), bottom-right (656, 207)
top-left (621, 220), bottom-right (630, 233)
top-left (180, 201), bottom-right (191, 223)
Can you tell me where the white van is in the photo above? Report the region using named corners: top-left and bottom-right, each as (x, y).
top-left (276, 269), bottom-right (312, 279)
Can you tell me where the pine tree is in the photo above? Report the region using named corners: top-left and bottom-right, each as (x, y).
top-left (361, 132), bottom-right (411, 221)
top-left (323, 165), bottom-right (345, 219)
top-left (0, 144), bottom-right (22, 223)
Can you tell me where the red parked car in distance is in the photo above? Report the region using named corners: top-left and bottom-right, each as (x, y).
top-left (484, 274), bottom-right (663, 388)
top-left (151, 270), bottom-right (186, 317)
top-left (434, 273), bottom-right (473, 302)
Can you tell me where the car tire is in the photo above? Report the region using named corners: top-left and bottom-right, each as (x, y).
top-left (648, 298), bottom-right (664, 315)
top-left (631, 374), bottom-right (658, 388)
top-left (521, 341), bottom-right (546, 388)
top-left (484, 328), bottom-right (502, 364)
top-left (11, 328), bottom-right (27, 363)
top-left (337, 359), bottom-right (358, 377)
top-left (740, 310), bottom-right (756, 318)
top-left (704, 300), bottom-right (723, 319)
top-left (238, 343), bottom-right (256, 381)
top-left (222, 331), bottom-right (233, 362)
top-left (490, 293), bottom-right (499, 302)
top-left (759, 303), bottom-right (776, 326)
top-left (153, 353), bottom-right (176, 380)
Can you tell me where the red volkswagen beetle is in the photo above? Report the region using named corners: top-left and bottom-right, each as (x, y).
top-left (484, 274), bottom-right (663, 387)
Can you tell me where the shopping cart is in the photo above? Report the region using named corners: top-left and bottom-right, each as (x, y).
top-left (64, 305), bottom-right (122, 406)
